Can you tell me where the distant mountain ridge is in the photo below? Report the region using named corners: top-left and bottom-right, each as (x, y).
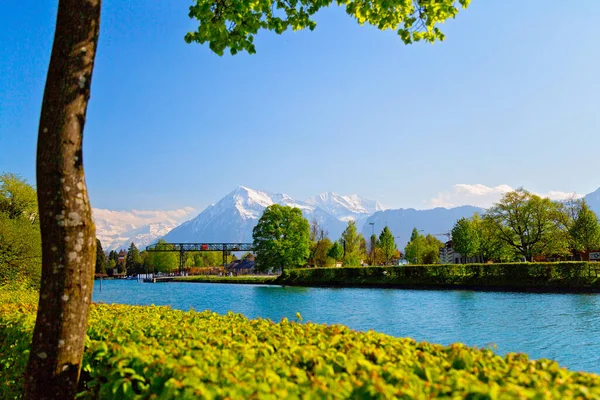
top-left (162, 186), bottom-right (356, 243)
top-left (97, 186), bottom-right (600, 251)
top-left (161, 186), bottom-right (481, 249)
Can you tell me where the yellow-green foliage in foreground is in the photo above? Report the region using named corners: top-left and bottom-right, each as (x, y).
top-left (1, 289), bottom-right (600, 399)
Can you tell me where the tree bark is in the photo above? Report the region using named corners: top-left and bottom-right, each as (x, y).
top-left (24, 0), bottom-right (100, 398)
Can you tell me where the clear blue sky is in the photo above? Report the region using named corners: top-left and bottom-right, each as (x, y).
top-left (1, 1), bottom-right (599, 211)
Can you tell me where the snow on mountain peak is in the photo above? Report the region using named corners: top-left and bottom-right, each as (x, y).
top-left (93, 206), bottom-right (197, 251)
top-left (96, 187), bottom-right (388, 248)
top-left (307, 192), bottom-right (387, 221)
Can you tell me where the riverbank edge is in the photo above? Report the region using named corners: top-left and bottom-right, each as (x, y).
top-left (172, 276), bottom-right (278, 285)
top-left (275, 262), bottom-right (600, 294)
top-left (164, 262), bottom-right (600, 293)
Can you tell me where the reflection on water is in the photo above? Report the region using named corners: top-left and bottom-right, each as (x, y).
top-left (93, 280), bottom-right (600, 374)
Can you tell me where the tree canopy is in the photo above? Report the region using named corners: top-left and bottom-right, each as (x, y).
top-left (95, 239), bottom-right (106, 274)
top-left (327, 241), bottom-right (344, 262)
top-left (404, 229), bottom-right (443, 264)
top-left (570, 200), bottom-right (600, 253)
top-left (340, 220), bottom-right (364, 266)
top-left (0, 173), bottom-right (41, 287)
top-left (451, 217), bottom-right (480, 260)
top-left (377, 226), bottom-right (396, 265)
top-left (485, 189), bottom-right (566, 261)
top-left (252, 204), bottom-right (311, 271)
top-left (25, 0), bottom-right (471, 395)
top-left (144, 239), bottom-right (179, 273)
top-left (186, 0), bottom-right (470, 55)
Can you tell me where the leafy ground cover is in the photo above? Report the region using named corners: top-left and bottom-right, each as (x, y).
top-left (278, 262), bottom-right (600, 292)
top-left (2, 287), bottom-right (600, 399)
top-left (173, 275), bottom-right (277, 284)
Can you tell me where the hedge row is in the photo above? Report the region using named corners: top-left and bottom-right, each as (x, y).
top-left (278, 262), bottom-right (600, 291)
top-left (2, 288), bottom-right (600, 399)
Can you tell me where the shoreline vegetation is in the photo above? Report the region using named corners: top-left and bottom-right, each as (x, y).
top-left (173, 275), bottom-right (278, 284)
top-left (2, 288), bottom-right (600, 398)
top-left (164, 261), bottom-right (600, 293)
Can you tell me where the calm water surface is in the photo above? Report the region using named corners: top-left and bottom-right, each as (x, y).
top-left (93, 280), bottom-right (600, 374)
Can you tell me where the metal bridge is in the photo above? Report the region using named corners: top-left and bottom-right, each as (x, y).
top-left (145, 243), bottom-right (254, 274)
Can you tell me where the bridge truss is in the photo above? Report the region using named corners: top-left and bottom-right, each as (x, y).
top-left (145, 243), bottom-right (254, 274)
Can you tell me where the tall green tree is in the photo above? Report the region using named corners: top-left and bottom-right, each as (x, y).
top-left (405, 232), bottom-right (443, 264)
top-left (327, 241), bottom-right (344, 263)
top-left (95, 239), bottom-right (106, 274)
top-left (29, 0), bottom-right (469, 395)
top-left (410, 227), bottom-right (420, 243)
top-left (377, 226), bottom-right (396, 265)
top-left (252, 205), bottom-right (310, 272)
top-left (471, 213), bottom-right (513, 262)
top-left (405, 229), bottom-right (424, 264)
top-left (451, 217), bottom-right (480, 262)
top-left (0, 174), bottom-right (42, 287)
top-left (422, 234), bottom-right (443, 264)
top-left (312, 238), bottom-right (333, 268)
top-left (570, 200), bottom-right (600, 253)
top-left (125, 243), bottom-right (142, 275)
top-left (0, 173), bottom-right (39, 221)
top-left (144, 240), bottom-right (178, 273)
top-left (308, 218), bottom-right (330, 267)
top-left (108, 250), bottom-right (118, 263)
top-left (340, 220), bottom-right (363, 266)
top-left (485, 189), bottom-right (565, 261)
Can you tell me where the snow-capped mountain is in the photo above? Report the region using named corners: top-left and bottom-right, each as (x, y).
top-left (306, 192), bottom-right (387, 221)
top-left (93, 207), bottom-right (196, 251)
top-left (162, 186), bottom-right (348, 243)
top-left (95, 185), bottom-right (600, 252)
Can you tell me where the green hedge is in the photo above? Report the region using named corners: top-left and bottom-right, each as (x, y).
top-left (278, 262), bottom-right (600, 291)
top-left (2, 288), bottom-right (600, 399)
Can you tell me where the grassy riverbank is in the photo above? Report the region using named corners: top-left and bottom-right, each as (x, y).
top-left (2, 287), bottom-right (600, 399)
top-left (278, 262), bottom-right (600, 292)
top-left (173, 275), bottom-right (278, 284)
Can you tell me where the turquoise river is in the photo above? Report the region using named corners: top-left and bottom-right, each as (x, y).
top-left (92, 280), bottom-right (600, 374)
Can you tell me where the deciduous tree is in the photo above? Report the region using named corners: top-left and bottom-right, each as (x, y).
top-left (25, 1), bottom-right (100, 396)
top-left (252, 205), bottom-right (310, 272)
top-left (0, 174), bottom-right (41, 287)
top-left (451, 217), bottom-right (480, 262)
top-left (30, 0), bottom-right (469, 394)
top-left (341, 220), bottom-right (363, 266)
top-left (377, 226), bottom-right (396, 265)
top-left (570, 200), bottom-right (600, 253)
top-left (327, 241), bottom-right (344, 263)
top-left (485, 189), bottom-right (563, 261)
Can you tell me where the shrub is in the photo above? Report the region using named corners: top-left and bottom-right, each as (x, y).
top-left (279, 262), bottom-right (600, 291)
top-left (1, 288), bottom-right (600, 399)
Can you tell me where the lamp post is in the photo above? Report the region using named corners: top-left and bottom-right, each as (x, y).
top-left (369, 222), bottom-right (375, 266)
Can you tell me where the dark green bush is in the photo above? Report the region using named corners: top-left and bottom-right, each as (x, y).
top-left (279, 262), bottom-right (600, 291)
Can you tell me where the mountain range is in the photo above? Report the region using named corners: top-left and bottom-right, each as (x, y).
top-left (162, 186), bottom-right (384, 245)
top-left (95, 186), bottom-right (600, 252)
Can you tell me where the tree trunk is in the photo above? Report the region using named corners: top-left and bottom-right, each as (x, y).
top-left (24, 1), bottom-right (100, 398)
